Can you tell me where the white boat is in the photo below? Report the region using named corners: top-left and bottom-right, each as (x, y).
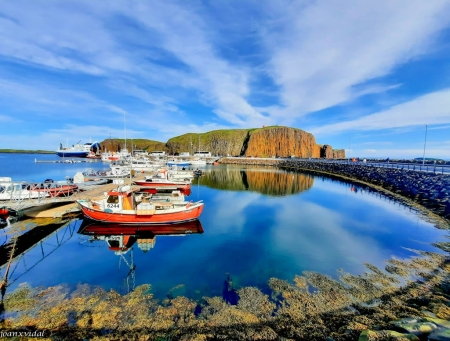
top-left (102, 165), bottom-right (131, 178)
top-left (101, 149), bottom-right (132, 162)
top-left (167, 168), bottom-right (195, 180)
top-left (67, 172), bottom-right (109, 189)
top-left (0, 182), bottom-right (50, 201)
top-left (129, 160), bottom-right (159, 172)
top-left (166, 159), bottom-right (190, 167)
top-left (190, 159), bottom-right (207, 166)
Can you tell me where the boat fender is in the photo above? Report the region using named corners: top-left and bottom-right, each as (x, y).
top-left (104, 208), bottom-right (113, 213)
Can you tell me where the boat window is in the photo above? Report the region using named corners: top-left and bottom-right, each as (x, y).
top-left (107, 195), bottom-right (119, 203)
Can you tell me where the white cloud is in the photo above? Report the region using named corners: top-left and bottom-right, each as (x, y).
top-left (310, 88), bottom-right (450, 135)
top-left (263, 0), bottom-right (450, 120)
top-left (1, 0), bottom-right (450, 151)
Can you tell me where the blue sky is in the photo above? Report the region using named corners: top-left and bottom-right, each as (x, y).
top-left (1, 0), bottom-right (450, 158)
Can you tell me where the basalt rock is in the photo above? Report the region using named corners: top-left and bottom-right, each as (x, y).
top-left (165, 127), bottom-right (343, 158)
top-left (101, 127), bottom-right (344, 159)
top-left (245, 127), bottom-right (320, 158)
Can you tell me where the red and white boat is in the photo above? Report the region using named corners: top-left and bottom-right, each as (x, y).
top-left (77, 185), bottom-right (204, 224)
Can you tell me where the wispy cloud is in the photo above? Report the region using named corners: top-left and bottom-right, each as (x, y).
top-left (263, 0), bottom-right (450, 121)
top-left (0, 0), bottom-right (450, 154)
top-left (310, 88), bottom-right (450, 135)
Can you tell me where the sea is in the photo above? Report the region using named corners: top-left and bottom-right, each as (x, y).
top-left (1, 152), bottom-right (448, 299)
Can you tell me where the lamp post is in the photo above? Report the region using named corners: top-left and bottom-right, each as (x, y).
top-left (422, 125), bottom-right (428, 165)
top-left (347, 137), bottom-right (351, 163)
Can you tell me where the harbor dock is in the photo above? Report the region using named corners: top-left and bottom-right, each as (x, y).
top-left (34, 158), bottom-right (101, 163)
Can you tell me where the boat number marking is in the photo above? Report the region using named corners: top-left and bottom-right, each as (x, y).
top-left (107, 204), bottom-right (120, 208)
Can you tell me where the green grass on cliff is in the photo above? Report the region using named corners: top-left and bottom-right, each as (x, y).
top-left (0, 149), bottom-right (54, 154)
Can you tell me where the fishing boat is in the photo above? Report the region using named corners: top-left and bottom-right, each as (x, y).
top-left (56, 140), bottom-right (101, 158)
top-left (134, 170), bottom-right (191, 190)
top-left (77, 185), bottom-right (204, 224)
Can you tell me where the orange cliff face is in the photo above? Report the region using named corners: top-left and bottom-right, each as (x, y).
top-left (99, 127), bottom-right (345, 159)
top-left (245, 127), bottom-right (320, 158)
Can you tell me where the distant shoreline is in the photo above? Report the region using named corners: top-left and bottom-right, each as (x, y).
top-left (0, 150), bottom-right (54, 154)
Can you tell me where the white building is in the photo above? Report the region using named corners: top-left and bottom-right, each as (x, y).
top-left (194, 151), bottom-right (211, 157)
top-left (150, 151), bottom-right (166, 157)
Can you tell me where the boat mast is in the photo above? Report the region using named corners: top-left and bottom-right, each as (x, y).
top-left (124, 112), bottom-right (127, 151)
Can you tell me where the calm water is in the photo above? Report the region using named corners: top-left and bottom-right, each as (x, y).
top-left (1, 153), bottom-right (448, 299)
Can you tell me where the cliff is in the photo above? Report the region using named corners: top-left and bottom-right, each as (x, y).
top-left (244, 126), bottom-right (319, 158)
top-left (100, 127), bottom-right (345, 159)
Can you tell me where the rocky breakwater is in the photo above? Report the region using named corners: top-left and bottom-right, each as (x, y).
top-left (219, 157), bottom-right (281, 166)
top-left (278, 160), bottom-right (450, 221)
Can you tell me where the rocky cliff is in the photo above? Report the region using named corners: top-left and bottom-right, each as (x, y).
top-left (245, 126), bottom-right (319, 158)
top-left (100, 126), bottom-right (345, 159)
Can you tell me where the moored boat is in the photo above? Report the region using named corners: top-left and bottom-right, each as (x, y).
top-left (167, 160), bottom-right (190, 167)
top-left (77, 185), bottom-right (204, 224)
top-left (56, 140), bottom-right (100, 158)
top-left (0, 182), bottom-right (50, 201)
top-left (29, 181), bottom-right (79, 197)
top-left (134, 170), bottom-right (191, 190)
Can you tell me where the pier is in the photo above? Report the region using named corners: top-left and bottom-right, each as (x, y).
top-left (34, 158), bottom-right (101, 163)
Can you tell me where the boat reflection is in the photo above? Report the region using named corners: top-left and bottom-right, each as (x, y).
top-left (77, 219), bottom-right (203, 254)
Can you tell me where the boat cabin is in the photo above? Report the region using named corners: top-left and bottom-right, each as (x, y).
top-left (98, 185), bottom-right (180, 213)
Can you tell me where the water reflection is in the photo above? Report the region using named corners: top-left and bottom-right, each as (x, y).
top-left (77, 219), bottom-right (204, 292)
top-left (77, 219), bottom-right (204, 253)
top-left (197, 167), bottom-right (314, 196)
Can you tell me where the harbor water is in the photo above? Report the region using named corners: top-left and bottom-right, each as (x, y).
top-left (1, 153), bottom-right (448, 300)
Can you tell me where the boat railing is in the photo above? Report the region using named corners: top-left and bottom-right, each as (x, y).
top-left (0, 179), bottom-right (81, 205)
top-left (288, 158), bottom-right (450, 175)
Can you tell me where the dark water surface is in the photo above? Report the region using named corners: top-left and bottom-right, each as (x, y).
top-left (1, 154), bottom-right (448, 299)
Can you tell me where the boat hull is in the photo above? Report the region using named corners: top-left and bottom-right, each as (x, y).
top-left (56, 151), bottom-right (89, 157)
top-left (167, 162), bottom-right (190, 167)
top-left (78, 202), bottom-right (203, 225)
